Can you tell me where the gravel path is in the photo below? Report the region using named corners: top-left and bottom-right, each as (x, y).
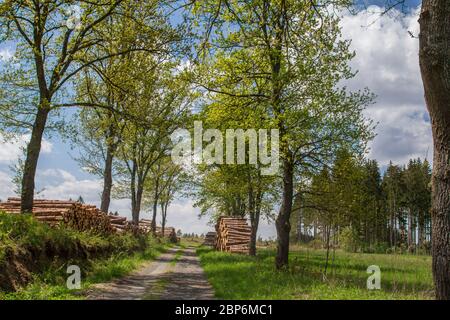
top-left (87, 246), bottom-right (215, 300)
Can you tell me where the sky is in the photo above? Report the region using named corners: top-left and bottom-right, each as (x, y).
top-left (0, 3), bottom-right (430, 239)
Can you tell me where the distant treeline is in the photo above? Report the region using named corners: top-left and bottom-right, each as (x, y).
top-left (291, 151), bottom-right (431, 254)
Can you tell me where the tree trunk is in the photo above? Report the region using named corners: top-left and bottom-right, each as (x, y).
top-left (161, 201), bottom-right (168, 237)
top-left (21, 106), bottom-right (50, 213)
top-left (247, 171), bottom-right (257, 256)
top-left (324, 224), bottom-right (331, 277)
top-left (130, 161), bottom-right (139, 224)
top-left (132, 179), bottom-right (144, 225)
top-left (408, 208), bottom-right (414, 252)
top-left (297, 204), bottom-right (302, 242)
top-left (419, 0), bottom-right (450, 300)
top-left (275, 157), bottom-right (294, 269)
top-left (161, 203), bottom-right (165, 237)
top-left (151, 175), bottom-right (160, 233)
top-left (100, 145), bottom-right (114, 213)
top-left (418, 210), bottom-right (424, 248)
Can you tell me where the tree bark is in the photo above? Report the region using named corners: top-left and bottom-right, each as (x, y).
top-left (161, 201), bottom-right (168, 237)
top-left (247, 170), bottom-right (258, 256)
top-left (419, 0), bottom-right (450, 300)
top-left (408, 208), bottom-right (414, 252)
top-left (275, 156), bottom-right (294, 269)
top-left (133, 180), bottom-right (144, 224)
top-left (100, 145), bottom-right (114, 213)
top-left (21, 106), bottom-right (50, 213)
top-left (130, 161), bottom-right (139, 224)
top-left (151, 175), bottom-right (160, 233)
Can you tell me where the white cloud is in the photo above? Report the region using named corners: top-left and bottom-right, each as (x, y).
top-left (164, 199), bottom-right (212, 234)
top-left (35, 169), bottom-right (101, 202)
top-left (340, 6), bottom-right (432, 167)
top-left (0, 48), bottom-right (14, 62)
top-left (0, 170), bottom-right (15, 201)
top-left (0, 134), bottom-right (53, 163)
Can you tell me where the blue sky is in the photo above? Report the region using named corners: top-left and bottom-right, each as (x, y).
top-left (0, 2), bottom-right (429, 239)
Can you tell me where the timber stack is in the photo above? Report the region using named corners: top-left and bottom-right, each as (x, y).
top-left (203, 231), bottom-right (216, 246)
top-left (0, 197), bottom-right (117, 235)
top-left (139, 219), bottom-right (178, 243)
top-left (215, 216), bottom-right (251, 254)
top-left (108, 215), bottom-right (128, 233)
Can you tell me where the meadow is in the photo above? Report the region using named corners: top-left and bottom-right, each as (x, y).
top-left (197, 245), bottom-right (434, 300)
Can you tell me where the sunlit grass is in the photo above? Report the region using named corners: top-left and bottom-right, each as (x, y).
top-left (198, 246), bottom-right (433, 300)
top-left (0, 211), bottom-right (170, 300)
top-left (0, 242), bottom-right (168, 300)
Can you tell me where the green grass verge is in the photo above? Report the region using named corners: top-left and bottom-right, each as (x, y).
top-left (0, 211), bottom-right (170, 300)
top-left (197, 246), bottom-right (434, 300)
top-left (0, 239), bottom-right (168, 300)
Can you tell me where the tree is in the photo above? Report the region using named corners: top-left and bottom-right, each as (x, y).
top-left (189, 92), bottom-right (279, 255)
top-left (0, 0), bottom-right (166, 213)
top-left (419, 0), bottom-right (450, 300)
top-left (73, 106), bottom-right (124, 213)
top-left (402, 159), bottom-right (431, 252)
top-left (114, 58), bottom-right (191, 224)
top-left (360, 160), bottom-right (384, 247)
top-left (193, 0), bottom-right (373, 268)
top-left (141, 157), bottom-right (183, 234)
top-left (382, 162), bottom-right (404, 248)
top-left (158, 162), bottom-right (184, 236)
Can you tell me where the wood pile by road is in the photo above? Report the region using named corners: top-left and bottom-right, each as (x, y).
top-left (139, 219), bottom-right (178, 243)
top-left (215, 216), bottom-right (251, 254)
top-left (0, 198), bottom-right (118, 235)
top-left (203, 231), bottom-right (216, 246)
top-left (0, 198), bottom-right (181, 241)
top-left (108, 215), bottom-right (128, 233)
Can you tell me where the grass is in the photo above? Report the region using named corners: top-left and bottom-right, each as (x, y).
top-left (0, 239), bottom-right (168, 300)
top-left (0, 211), bottom-right (140, 263)
top-left (179, 237), bottom-right (204, 248)
top-left (197, 246), bottom-right (434, 300)
top-left (0, 211), bottom-right (170, 300)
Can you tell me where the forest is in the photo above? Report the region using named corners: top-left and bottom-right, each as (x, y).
top-left (0, 0), bottom-right (448, 301)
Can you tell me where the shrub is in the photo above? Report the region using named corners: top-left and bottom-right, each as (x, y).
top-left (308, 239), bottom-right (324, 250)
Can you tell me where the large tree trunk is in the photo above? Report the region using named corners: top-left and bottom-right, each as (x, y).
top-left (133, 180), bottom-right (144, 224)
top-left (21, 106), bottom-right (49, 213)
top-left (275, 157), bottom-right (294, 269)
top-left (100, 145), bottom-right (114, 213)
top-left (419, 0), bottom-right (450, 300)
top-left (249, 219), bottom-right (258, 256)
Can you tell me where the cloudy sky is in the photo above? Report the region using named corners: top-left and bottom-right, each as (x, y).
top-left (0, 4), bottom-right (430, 239)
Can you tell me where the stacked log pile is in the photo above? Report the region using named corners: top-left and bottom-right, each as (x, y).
top-left (203, 232), bottom-right (216, 246)
top-left (0, 198), bottom-right (75, 227)
top-left (139, 219), bottom-right (178, 243)
top-left (108, 215), bottom-right (128, 233)
top-left (0, 198), bottom-right (181, 240)
top-left (215, 217), bottom-right (251, 254)
top-left (139, 219), bottom-right (154, 233)
top-left (0, 198), bottom-right (115, 234)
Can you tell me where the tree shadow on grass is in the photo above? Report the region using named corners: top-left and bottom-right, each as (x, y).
top-left (199, 248), bottom-right (433, 299)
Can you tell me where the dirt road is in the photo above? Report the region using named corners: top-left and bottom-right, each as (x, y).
top-left (87, 246), bottom-right (215, 300)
